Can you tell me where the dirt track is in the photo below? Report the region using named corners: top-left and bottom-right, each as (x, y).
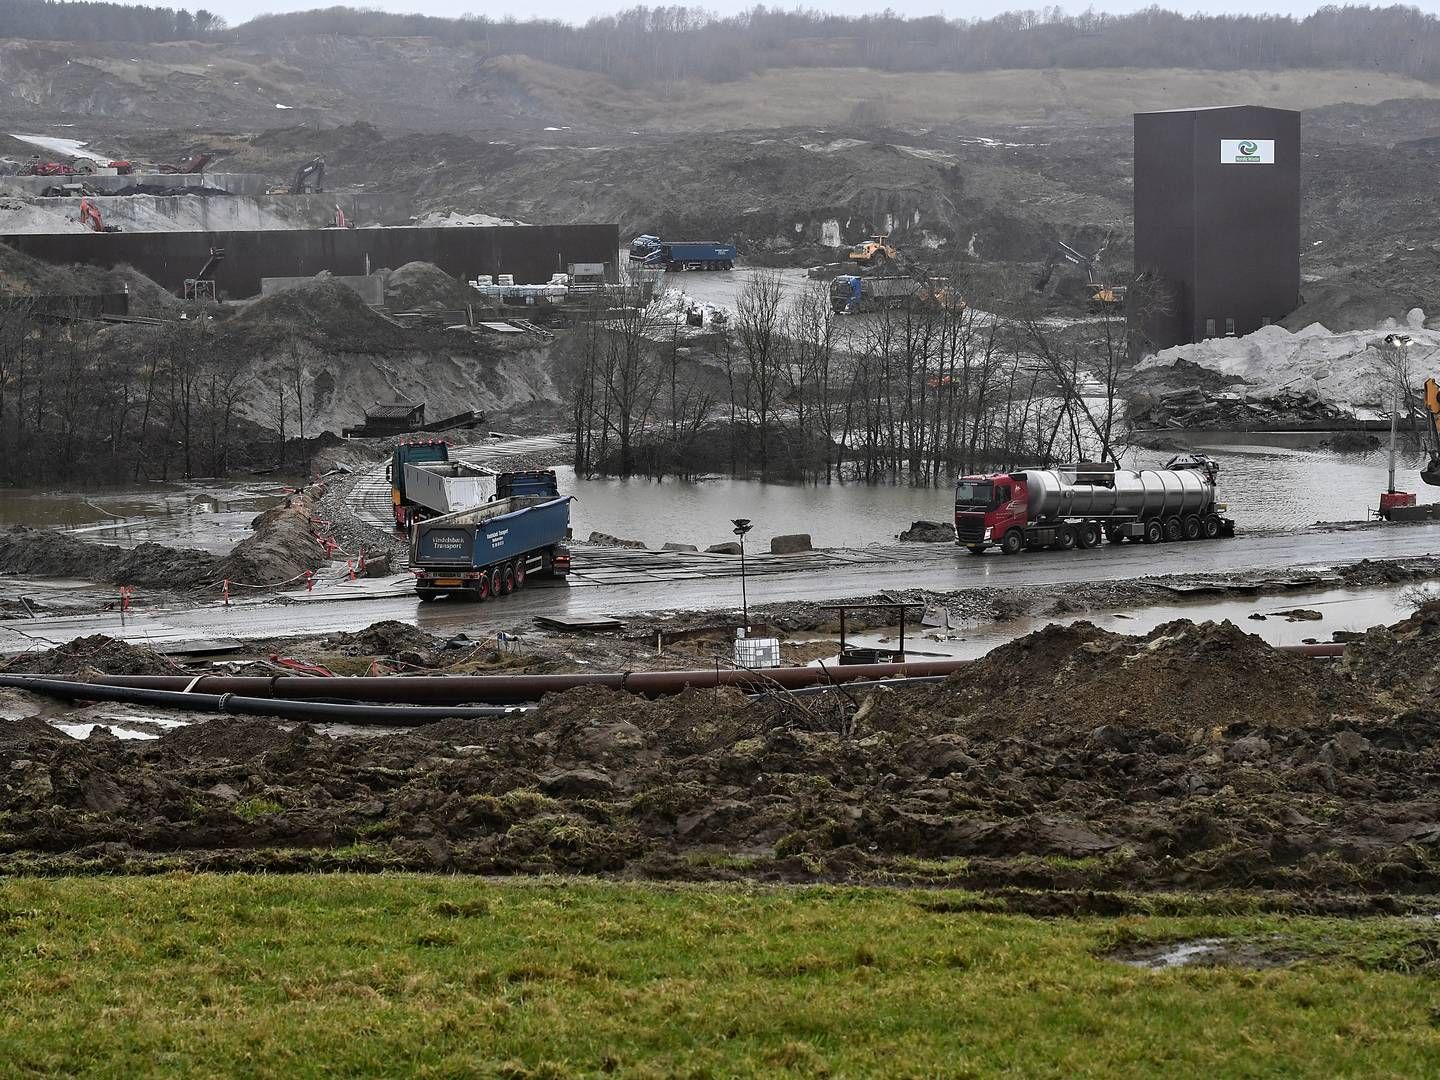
top-left (2, 610), bottom-right (1438, 912)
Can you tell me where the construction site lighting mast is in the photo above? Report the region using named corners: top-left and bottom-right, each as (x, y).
top-left (1385, 334), bottom-right (1412, 494)
top-left (732, 518), bottom-right (753, 630)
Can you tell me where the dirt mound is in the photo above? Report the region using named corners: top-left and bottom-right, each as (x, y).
top-left (160, 717), bottom-right (314, 763)
top-left (0, 242), bottom-right (179, 318)
top-left (926, 620), bottom-right (1356, 736)
top-left (0, 527), bottom-right (214, 588)
top-left (213, 485), bottom-right (328, 588)
top-left (324, 620), bottom-right (439, 656)
top-left (2, 634), bottom-right (185, 676)
top-left (1340, 602), bottom-right (1440, 707)
top-left (1280, 282), bottom-right (1412, 333)
top-left (0, 715), bottom-right (71, 750)
top-left (4, 614), bottom-right (1440, 902)
top-left (232, 279), bottom-right (409, 350)
top-left (382, 262), bottom-right (478, 311)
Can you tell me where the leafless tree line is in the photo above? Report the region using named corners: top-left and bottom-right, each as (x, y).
top-left (562, 270), bottom-right (1135, 487)
top-left (0, 303), bottom-right (269, 486)
top-left (230, 6), bottom-right (1440, 87)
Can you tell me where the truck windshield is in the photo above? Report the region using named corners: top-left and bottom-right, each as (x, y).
top-left (954, 481), bottom-right (995, 509)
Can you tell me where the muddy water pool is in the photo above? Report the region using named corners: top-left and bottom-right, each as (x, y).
top-left (0, 482), bottom-right (290, 553)
top-left (557, 433), bottom-right (1428, 549)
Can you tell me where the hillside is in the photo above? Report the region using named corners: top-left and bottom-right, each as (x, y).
top-left (2, 36), bottom-right (1439, 135)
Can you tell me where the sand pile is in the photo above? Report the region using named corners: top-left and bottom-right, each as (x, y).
top-left (1137, 309), bottom-right (1440, 413)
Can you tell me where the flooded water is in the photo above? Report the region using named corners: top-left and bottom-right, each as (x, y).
top-left (548, 430), bottom-right (1429, 550)
top-left (832, 582), bottom-right (1424, 662)
top-left (1156, 430), bottom-right (1429, 530)
top-left (0, 482), bottom-right (291, 553)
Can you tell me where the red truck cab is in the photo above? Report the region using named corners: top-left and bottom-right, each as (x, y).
top-left (954, 473), bottom-right (1028, 552)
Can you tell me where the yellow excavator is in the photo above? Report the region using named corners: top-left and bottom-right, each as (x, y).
top-left (847, 234), bottom-right (898, 267)
top-left (1422, 377), bottom-right (1440, 486)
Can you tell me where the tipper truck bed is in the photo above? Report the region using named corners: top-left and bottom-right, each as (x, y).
top-left (410, 470), bottom-right (572, 601)
top-left (388, 441), bottom-right (491, 528)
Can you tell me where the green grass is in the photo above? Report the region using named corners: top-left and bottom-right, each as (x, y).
top-left (1, 876), bottom-right (1439, 1077)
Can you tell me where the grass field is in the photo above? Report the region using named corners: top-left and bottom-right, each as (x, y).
top-left (2, 875), bottom-right (1439, 1077)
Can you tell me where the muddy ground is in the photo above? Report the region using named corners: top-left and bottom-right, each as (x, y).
top-left (2, 609), bottom-right (1439, 913)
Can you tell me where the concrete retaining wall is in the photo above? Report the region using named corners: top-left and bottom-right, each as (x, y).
top-left (0, 224), bottom-right (620, 299)
top-left (1, 194), bottom-right (404, 234)
top-left (0, 172), bottom-right (269, 197)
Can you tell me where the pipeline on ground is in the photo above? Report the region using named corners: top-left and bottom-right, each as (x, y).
top-left (2, 642), bottom-right (1346, 710)
top-left (0, 675), bottom-right (531, 724)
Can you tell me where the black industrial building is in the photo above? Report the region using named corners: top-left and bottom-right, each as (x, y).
top-left (0, 224), bottom-right (619, 299)
top-left (1133, 105), bottom-right (1300, 351)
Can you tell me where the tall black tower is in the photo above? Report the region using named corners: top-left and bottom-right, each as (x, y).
top-left (1133, 105), bottom-right (1301, 351)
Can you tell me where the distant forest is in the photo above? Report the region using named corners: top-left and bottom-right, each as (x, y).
top-left (0, 0), bottom-right (225, 41)
top-left (3, 1), bottom-right (1439, 85)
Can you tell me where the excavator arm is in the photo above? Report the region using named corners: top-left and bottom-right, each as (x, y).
top-left (1422, 378), bottom-right (1440, 487)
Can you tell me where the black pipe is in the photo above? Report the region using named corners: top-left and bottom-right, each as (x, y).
top-left (0, 675), bottom-right (530, 725)
top-left (71, 642), bottom-right (1346, 706)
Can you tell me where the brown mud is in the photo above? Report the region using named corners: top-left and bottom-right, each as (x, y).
top-left (2, 612), bottom-right (1440, 914)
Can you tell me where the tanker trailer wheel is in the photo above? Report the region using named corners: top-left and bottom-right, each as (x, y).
top-left (1143, 519), bottom-right (1164, 545)
top-left (1183, 515), bottom-right (1203, 541)
top-left (1000, 529), bottom-right (1025, 556)
top-left (1163, 516), bottom-right (1184, 543)
top-left (1050, 526), bottom-right (1076, 551)
top-left (490, 566), bottom-right (505, 597)
top-left (1104, 525), bottom-right (1123, 545)
top-left (1202, 514), bottom-right (1221, 540)
top-left (1076, 522), bottom-right (1101, 549)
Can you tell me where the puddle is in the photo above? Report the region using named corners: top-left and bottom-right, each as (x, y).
top-left (51, 722), bottom-right (163, 741)
top-left (1109, 937), bottom-right (1294, 970)
top-left (803, 582), bottom-right (1418, 665)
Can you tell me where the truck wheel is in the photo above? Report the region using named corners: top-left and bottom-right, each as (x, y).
top-left (1163, 517), bottom-right (1183, 543)
top-left (502, 565), bottom-right (515, 595)
top-left (1183, 515), bottom-right (1202, 541)
top-left (1202, 514), bottom-right (1221, 539)
top-left (1076, 522), bottom-right (1101, 549)
top-left (966, 544), bottom-right (986, 555)
top-left (416, 589), bottom-right (441, 602)
top-left (1000, 530), bottom-right (1024, 556)
top-left (1104, 525), bottom-right (1123, 545)
top-left (1051, 526), bottom-right (1076, 551)
top-left (476, 574), bottom-right (489, 601)
top-left (490, 567), bottom-right (504, 597)
top-left (1143, 519), bottom-right (1163, 544)
top-left (513, 559), bottom-right (526, 588)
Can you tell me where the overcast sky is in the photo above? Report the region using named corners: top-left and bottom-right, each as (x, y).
top-left (209, 0), bottom-right (1388, 28)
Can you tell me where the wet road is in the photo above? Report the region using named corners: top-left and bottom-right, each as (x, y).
top-left (2, 521), bottom-right (1436, 653)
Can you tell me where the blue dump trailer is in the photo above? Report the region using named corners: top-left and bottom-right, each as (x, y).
top-left (628, 235), bottom-right (736, 271)
top-left (409, 470), bottom-right (572, 601)
top-left (829, 274), bottom-right (927, 314)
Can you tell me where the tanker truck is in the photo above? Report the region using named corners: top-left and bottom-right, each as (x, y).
top-left (954, 456), bottom-right (1235, 555)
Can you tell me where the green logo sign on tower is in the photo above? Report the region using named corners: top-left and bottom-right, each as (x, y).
top-left (1219, 139), bottom-right (1275, 164)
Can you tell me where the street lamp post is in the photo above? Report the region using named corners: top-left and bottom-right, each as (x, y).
top-left (1384, 334), bottom-right (1412, 494)
top-left (731, 518), bottom-right (753, 630)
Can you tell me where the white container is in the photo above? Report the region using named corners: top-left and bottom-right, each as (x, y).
top-left (734, 637), bottom-right (781, 669)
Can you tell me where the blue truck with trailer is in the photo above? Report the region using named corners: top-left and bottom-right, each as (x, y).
top-left (829, 274), bottom-right (928, 314)
top-left (628, 235), bottom-right (736, 271)
top-left (409, 470), bottom-right (572, 601)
